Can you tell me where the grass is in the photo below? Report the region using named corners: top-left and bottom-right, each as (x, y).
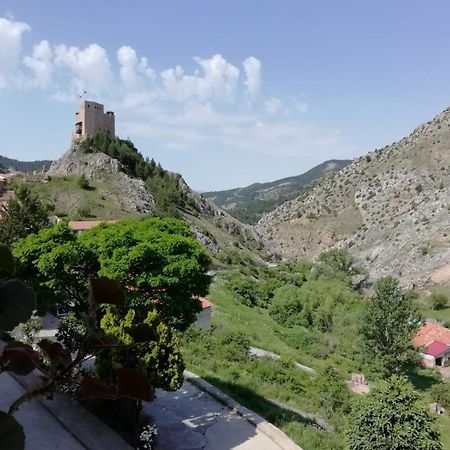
top-left (19, 175), bottom-right (140, 220)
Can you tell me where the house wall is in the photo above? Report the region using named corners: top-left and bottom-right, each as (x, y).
top-left (420, 353), bottom-right (436, 368)
top-left (195, 307), bottom-right (211, 329)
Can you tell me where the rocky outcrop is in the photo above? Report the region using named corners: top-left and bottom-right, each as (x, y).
top-left (48, 142), bottom-right (154, 214)
top-left (258, 107), bottom-right (450, 287)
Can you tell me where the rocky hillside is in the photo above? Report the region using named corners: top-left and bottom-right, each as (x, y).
top-left (258, 107), bottom-right (450, 287)
top-left (203, 159), bottom-right (350, 224)
top-left (42, 138), bottom-right (264, 266)
top-left (48, 143), bottom-right (154, 214)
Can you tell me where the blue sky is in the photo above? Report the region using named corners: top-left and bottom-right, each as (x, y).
top-left (1, 1), bottom-right (450, 190)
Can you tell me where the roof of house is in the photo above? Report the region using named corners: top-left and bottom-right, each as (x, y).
top-left (68, 220), bottom-right (117, 231)
top-left (193, 296), bottom-right (213, 309)
top-left (414, 322), bottom-right (450, 348)
top-left (425, 341), bottom-right (450, 357)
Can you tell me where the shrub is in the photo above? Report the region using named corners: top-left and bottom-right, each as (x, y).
top-left (430, 292), bottom-right (448, 310)
top-left (78, 174), bottom-right (90, 190)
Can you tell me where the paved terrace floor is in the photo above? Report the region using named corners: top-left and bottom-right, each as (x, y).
top-left (145, 381), bottom-right (285, 450)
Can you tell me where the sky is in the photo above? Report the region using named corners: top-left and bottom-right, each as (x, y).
top-left (1, 1), bottom-right (450, 191)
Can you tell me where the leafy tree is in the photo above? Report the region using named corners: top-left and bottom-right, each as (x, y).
top-left (430, 382), bottom-right (450, 410)
top-left (13, 223), bottom-right (99, 314)
top-left (269, 279), bottom-right (359, 331)
top-left (430, 292), bottom-right (448, 310)
top-left (361, 277), bottom-right (421, 375)
top-left (346, 376), bottom-right (442, 450)
top-left (0, 185), bottom-right (52, 245)
top-left (78, 174), bottom-right (90, 190)
top-left (14, 218), bottom-right (211, 330)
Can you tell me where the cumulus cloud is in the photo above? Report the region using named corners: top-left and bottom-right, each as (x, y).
top-left (242, 56), bottom-right (261, 96)
top-left (161, 54), bottom-right (240, 102)
top-left (54, 43), bottom-right (113, 94)
top-left (0, 17), bottom-right (30, 88)
top-left (117, 45), bottom-right (154, 88)
top-left (23, 40), bottom-right (53, 88)
top-left (264, 96), bottom-right (282, 114)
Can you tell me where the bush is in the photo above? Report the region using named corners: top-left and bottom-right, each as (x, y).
top-left (97, 307), bottom-right (184, 391)
top-left (430, 292), bottom-right (448, 310)
top-left (78, 174), bottom-right (90, 190)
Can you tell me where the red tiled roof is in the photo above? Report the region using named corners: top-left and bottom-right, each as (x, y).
top-left (68, 220), bottom-right (117, 231)
top-left (193, 296), bottom-right (213, 309)
top-left (414, 322), bottom-right (450, 348)
top-left (425, 341), bottom-right (450, 357)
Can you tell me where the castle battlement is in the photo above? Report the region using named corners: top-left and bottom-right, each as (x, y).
top-left (73, 100), bottom-right (115, 140)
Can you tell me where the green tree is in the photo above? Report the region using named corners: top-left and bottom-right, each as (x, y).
top-left (14, 218), bottom-right (211, 330)
top-left (78, 174), bottom-right (90, 190)
top-left (361, 277), bottom-right (421, 375)
top-left (0, 185), bottom-right (51, 245)
top-left (430, 292), bottom-right (448, 310)
top-left (346, 376), bottom-right (441, 450)
top-left (430, 382), bottom-right (450, 410)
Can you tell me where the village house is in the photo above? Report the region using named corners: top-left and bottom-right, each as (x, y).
top-left (0, 174), bottom-right (16, 217)
top-left (414, 322), bottom-right (450, 367)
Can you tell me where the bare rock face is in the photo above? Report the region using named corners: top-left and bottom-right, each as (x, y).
top-left (48, 142), bottom-right (154, 214)
top-left (257, 107), bottom-right (450, 287)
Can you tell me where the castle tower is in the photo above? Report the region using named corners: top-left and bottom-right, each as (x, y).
top-left (73, 100), bottom-right (115, 140)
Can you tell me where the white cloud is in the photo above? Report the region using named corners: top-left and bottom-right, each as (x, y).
top-left (242, 56), bottom-right (261, 96)
top-left (264, 96), bottom-right (282, 114)
top-left (161, 54), bottom-right (240, 102)
top-left (0, 17), bottom-right (30, 89)
top-left (117, 45), bottom-right (154, 88)
top-left (54, 43), bottom-right (113, 95)
top-left (23, 40), bottom-right (53, 88)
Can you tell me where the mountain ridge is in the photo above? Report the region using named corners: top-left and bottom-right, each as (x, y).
top-left (257, 106), bottom-right (450, 287)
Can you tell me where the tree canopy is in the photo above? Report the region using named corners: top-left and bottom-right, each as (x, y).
top-left (346, 376), bottom-right (442, 450)
top-left (14, 218), bottom-right (211, 329)
top-left (361, 277), bottom-right (421, 375)
top-left (0, 185), bottom-right (52, 246)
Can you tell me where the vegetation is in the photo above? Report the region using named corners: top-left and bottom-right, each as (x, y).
top-left (0, 154), bottom-right (52, 173)
top-left (430, 291), bottom-right (449, 310)
top-left (79, 131), bottom-right (192, 216)
top-left (202, 159), bottom-right (350, 224)
top-left (346, 376), bottom-right (441, 450)
top-left (361, 277), bottom-right (421, 375)
top-left (0, 185), bottom-right (52, 246)
top-left (14, 218), bottom-right (211, 330)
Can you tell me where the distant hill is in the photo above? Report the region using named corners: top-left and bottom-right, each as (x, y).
top-left (0, 155), bottom-right (52, 173)
top-left (203, 160), bottom-right (351, 224)
top-left (257, 107), bottom-right (450, 287)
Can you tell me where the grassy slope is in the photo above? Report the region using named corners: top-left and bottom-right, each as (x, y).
top-left (183, 280), bottom-right (450, 450)
top-left (20, 175), bottom-right (141, 220)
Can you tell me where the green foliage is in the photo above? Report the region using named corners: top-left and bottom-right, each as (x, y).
top-left (430, 292), bottom-right (448, 310)
top-left (430, 383), bottom-right (450, 409)
top-left (0, 185), bottom-right (52, 246)
top-left (56, 313), bottom-right (87, 353)
top-left (97, 307), bottom-right (184, 391)
top-left (80, 218), bottom-right (211, 330)
top-left (315, 367), bottom-right (351, 420)
top-left (269, 279), bottom-right (359, 331)
top-left (79, 131), bottom-right (191, 216)
top-left (78, 174), bottom-right (90, 190)
top-left (14, 218), bottom-right (210, 330)
top-left (0, 155), bottom-right (51, 173)
top-left (361, 277), bottom-right (421, 375)
top-left (0, 247), bottom-right (36, 332)
top-left (318, 249), bottom-right (359, 279)
top-left (13, 223), bottom-right (99, 314)
top-left (346, 376), bottom-right (442, 450)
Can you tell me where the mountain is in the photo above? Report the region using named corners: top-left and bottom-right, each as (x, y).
top-left (0, 155), bottom-right (52, 173)
top-left (203, 160), bottom-right (351, 224)
top-left (257, 107), bottom-right (450, 288)
top-left (38, 135), bottom-right (264, 267)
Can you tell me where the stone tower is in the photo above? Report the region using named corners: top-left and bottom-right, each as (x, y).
top-left (73, 100), bottom-right (115, 140)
